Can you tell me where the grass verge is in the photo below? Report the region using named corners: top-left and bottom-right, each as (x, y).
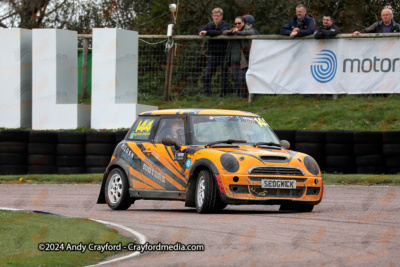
top-left (0, 174), bottom-right (103, 184)
top-left (0, 173), bottom-right (399, 186)
top-left (141, 94), bottom-right (400, 131)
top-left (323, 173), bottom-right (400, 186)
top-left (0, 210), bottom-right (133, 266)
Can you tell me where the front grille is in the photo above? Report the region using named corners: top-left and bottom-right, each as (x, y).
top-left (259, 156), bottom-right (288, 162)
top-left (250, 186), bottom-right (305, 198)
top-left (249, 177), bottom-right (307, 183)
top-left (229, 185), bottom-right (249, 194)
top-left (306, 187), bottom-right (321, 195)
top-left (249, 167), bottom-right (304, 176)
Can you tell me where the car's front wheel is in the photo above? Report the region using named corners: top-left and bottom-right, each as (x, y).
top-left (195, 170), bottom-right (218, 213)
top-left (105, 168), bottom-right (132, 210)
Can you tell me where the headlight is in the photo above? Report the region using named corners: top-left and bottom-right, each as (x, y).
top-left (220, 153), bottom-right (239, 172)
top-left (304, 156), bottom-right (320, 176)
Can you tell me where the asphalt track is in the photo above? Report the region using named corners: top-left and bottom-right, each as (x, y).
top-left (1, 184), bottom-right (399, 266)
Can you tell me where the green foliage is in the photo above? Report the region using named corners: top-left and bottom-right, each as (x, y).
top-left (3, 0), bottom-right (400, 34)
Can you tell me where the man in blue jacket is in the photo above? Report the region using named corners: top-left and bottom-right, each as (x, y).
top-left (280, 4), bottom-right (315, 38)
top-left (198, 8), bottom-right (230, 97)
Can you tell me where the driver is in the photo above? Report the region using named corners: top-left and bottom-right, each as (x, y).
top-left (166, 119), bottom-right (185, 144)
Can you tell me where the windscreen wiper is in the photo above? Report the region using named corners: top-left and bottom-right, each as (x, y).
top-left (254, 142), bottom-right (282, 148)
top-left (206, 139), bottom-right (247, 148)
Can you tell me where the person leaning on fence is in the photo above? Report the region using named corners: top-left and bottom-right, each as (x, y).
top-left (243, 15), bottom-right (260, 35)
top-left (280, 4), bottom-right (315, 38)
top-left (314, 13), bottom-right (340, 39)
top-left (223, 16), bottom-right (255, 99)
top-left (353, 7), bottom-right (400, 36)
top-left (198, 7), bottom-right (230, 97)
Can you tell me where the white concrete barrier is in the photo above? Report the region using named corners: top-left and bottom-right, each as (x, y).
top-left (32, 29), bottom-right (90, 130)
top-left (0, 29), bottom-right (32, 128)
top-left (91, 28), bottom-right (156, 129)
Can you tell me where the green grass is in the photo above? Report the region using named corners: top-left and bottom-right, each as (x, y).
top-left (323, 173), bottom-right (400, 186)
top-left (1, 173), bottom-right (399, 186)
top-left (141, 94), bottom-right (400, 131)
top-left (0, 174), bottom-right (103, 184)
top-left (0, 210), bottom-right (133, 266)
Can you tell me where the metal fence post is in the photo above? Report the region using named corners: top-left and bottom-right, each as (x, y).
top-left (164, 39), bottom-right (174, 102)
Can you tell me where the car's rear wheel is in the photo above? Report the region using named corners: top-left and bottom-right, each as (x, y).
top-left (195, 170), bottom-right (218, 213)
top-left (105, 168), bottom-right (132, 210)
top-left (279, 202), bottom-right (314, 212)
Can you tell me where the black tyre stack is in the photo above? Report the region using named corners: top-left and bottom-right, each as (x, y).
top-left (325, 130), bottom-right (356, 174)
top-left (295, 130), bottom-right (326, 171)
top-left (57, 132), bottom-right (86, 174)
top-left (86, 132), bottom-right (116, 174)
top-left (383, 131), bottom-right (400, 174)
top-left (274, 129), bottom-right (296, 149)
top-left (354, 131), bottom-right (385, 174)
top-left (28, 131), bottom-right (58, 174)
top-left (0, 130), bottom-right (30, 175)
top-left (115, 130), bottom-right (128, 145)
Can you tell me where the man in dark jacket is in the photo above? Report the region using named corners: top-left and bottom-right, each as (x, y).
top-left (314, 13), bottom-right (340, 39)
top-left (198, 8), bottom-right (230, 97)
top-left (280, 4), bottom-right (315, 38)
top-left (353, 7), bottom-right (400, 36)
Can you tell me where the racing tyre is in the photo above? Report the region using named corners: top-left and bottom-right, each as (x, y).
top-left (279, 202), bottom-right (314, 212)
top-left (105, 168), bottom-right (132, 210)
top-left (195, 170), bottom-right (218, 213)
top-left (214, 201), bottom-right (228, 210)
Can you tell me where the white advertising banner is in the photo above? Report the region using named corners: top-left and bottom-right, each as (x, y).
top-left (246, 38), bottom-right (400, 94)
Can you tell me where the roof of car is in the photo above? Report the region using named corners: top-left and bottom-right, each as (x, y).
top-left (140, 109), bottom-right (258, 116)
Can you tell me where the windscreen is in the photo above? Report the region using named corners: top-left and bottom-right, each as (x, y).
top-left (191, 115), bottom-right (280, 145)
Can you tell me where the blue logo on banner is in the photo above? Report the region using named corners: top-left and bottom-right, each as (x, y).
top-left (310, 50), bottom-right (337, 83)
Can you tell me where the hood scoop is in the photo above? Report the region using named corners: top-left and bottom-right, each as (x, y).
top-left (259, 155), bottom-right (288, 163)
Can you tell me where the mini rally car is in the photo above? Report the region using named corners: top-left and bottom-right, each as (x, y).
top-left (97, 109), bottom-right (323, 213)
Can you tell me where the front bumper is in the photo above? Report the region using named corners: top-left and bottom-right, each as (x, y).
top-left (218, 173), bottom-right (323, 205)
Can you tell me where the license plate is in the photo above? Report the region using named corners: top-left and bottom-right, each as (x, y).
top-left (261, 179), bottom-right (296, 189)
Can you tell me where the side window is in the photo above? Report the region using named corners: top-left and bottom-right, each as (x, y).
top-left (127, 117), bottom-right (157, 141)
top-left (154, 118), bottom-right (185, 144)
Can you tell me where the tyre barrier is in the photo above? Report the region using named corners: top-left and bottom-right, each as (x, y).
top-left (85, 132), bottom-right (116, 174)
top-left (0, 129), bottom-right (399, 175)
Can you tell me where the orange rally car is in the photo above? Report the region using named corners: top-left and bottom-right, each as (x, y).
top-left (97, 109), bottom-right (323, 213)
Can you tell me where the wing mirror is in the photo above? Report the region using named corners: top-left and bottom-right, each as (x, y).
top-left (162, 137), bottom-right (181, 150)
top-left (280, 140), bottom-right (290, 150)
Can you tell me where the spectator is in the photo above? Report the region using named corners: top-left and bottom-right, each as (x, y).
top-left (198, 8), bottom-right (230, 97)
top-left (353, 7), bottom-right (400, 36)
top-left (280, 4), bottom-right (315, 38)
top-left (314, 13), bottom-right (340, 39)
top-left (223, 16), bottom-right (255, 98)
top-left (243, 15), bottom-right (260, 35)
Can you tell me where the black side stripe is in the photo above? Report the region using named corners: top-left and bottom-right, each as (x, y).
top-left (137, 143), bottom-right (186, 189)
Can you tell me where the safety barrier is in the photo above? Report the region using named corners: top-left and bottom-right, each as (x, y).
top-left (0, 129), bottom-right (399, 175)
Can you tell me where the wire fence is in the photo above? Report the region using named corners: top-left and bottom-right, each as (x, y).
top-left (138, 36), bottom-right (236, 100)
top-left (79, 33), bottom-right (400, 101)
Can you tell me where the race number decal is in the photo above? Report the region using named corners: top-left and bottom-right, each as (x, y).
top-left (131, 119), bottom-right (155, 138)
